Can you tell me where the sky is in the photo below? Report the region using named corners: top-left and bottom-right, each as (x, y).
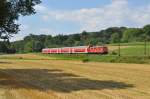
top-left (11, 0), bottom-right (150, 41)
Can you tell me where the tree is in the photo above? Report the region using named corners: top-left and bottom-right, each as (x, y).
top-left (11, 41), bottom-right (24, 53)
top-left (44, 35), bottom-right (53, 47)
top-left (71, 34), bottom-right (81, 41)
top-left (0, 42), bottom-right (8, 53)
top-left (122, 28), bottom-right (143, 42)
top-left (143, 25), bottom-right (150, 36)
top-left (81, 30), bottom-right (88, 41)
top-left (64, 37), bottom-right (75, 46)
top-left (143, 25), bottom-right (150, 55)
top-left (110, 32), bottom-right (121, 56)
top-left (11, 25), bottom-right (150, 53)
top-left (24, 41), bottom-right (34, 52)
top-left (111, 33), bottom-right (120, 43)
top-left (85, 39), bottom-right (98, 45)
top-left (33, 41), bottom-right (44, 52)
top-left (0, 0), bottom-right (41, 39)
top-left (24, 40), bottom-right (44, 52)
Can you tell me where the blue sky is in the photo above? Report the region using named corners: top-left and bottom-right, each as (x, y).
top-left (11, 0), bottom-right (150, 41)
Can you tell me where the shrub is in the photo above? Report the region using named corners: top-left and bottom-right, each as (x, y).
top-left (19, 57), bottom-right (23, 59)
top-left (110, 51), bottom-right (117, 55)
top-left (82, 58), bottom-right (90, 63)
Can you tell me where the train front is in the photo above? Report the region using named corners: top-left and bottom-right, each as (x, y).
top-left (87, 46), bottom-right (108, 54)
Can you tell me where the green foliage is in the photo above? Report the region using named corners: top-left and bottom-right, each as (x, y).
top-left (24, 40), bottom-right (44, 52)
top-left (0, 42), bottom-right (8, 53)
top-left (81, 30), bottom-right (88, 41)
top-left (44, 35), bottom-right (52, 47)
top-left (143, 24), bottom-right (150, 36)
top-left (122, 28), bottom-right (144, 42)
top-left (39, 53), bottom-right (150, 64)
top-left (111, 33), bottom-right (120, 43)
top-left (0, 0), bottom-right (41, 40)
top-left (11, 25), bottom-right (150, 53)
top-left (110, 51), bottom-right (117, 55)
top-left (85, 38), bottom-right (99, 45)
top-left (0, 41), bottom-right (16, 53)
top-left (120, 45), bottom-right (150, 56)
top-left (11, 41), bottom-right (24, 53)
top-left (33, 41), bottom-right (44, 52)
top-left (64, 37), bottom-right (75, 46)
top-left (82, 58), bottom-right (90, 63)
top-left (24, 41), bottom-right (34, 52)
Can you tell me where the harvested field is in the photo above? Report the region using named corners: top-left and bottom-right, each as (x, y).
top-left (0, 54), bottom-right (55, 60)
top-left (0, 54), bottom-right (150, 99)
top-left (108, 45), bottom-right (131, 51)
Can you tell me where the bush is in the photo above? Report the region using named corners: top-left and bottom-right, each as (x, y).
top-left (110, 51), bottom-right (117, 55)
top-left (19, 57), bottom-right (23, 59)
top-left (82, 58), bottom-right (90, 63)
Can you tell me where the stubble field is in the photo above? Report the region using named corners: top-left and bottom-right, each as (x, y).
top-left (0, 54), bottom-right (150, 99)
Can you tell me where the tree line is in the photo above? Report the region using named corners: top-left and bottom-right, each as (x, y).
top-left (3, 24), bottom-right (149, 53)
top-left (1, 1), bottom-right (150, 53)
top-left (0, 0), bottom-right (41, 53)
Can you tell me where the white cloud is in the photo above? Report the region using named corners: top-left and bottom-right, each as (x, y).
top-left (39, 28), bottom-right (59, 36)
top-left (128, 5), bottom-right (150, 27)
top-left (42, 15), bottom-right (49, 21)
top-left (10, 24), bottom-right (30, 41)
top-left (11, 0), bottom-right (150, 41)
top-left (37, 0), bottom-right (150, 32)
top-left (40, 28), bottom-right (53, 33)
top-left (34, 5), bottom-right (48, 13)
top-left (20, 24), bottom-right (29, 30)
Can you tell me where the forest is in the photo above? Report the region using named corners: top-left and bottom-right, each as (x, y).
top-left (0, 0), bottom-right (150, 53)
top-left (0, 24), bottom-right (149, 53)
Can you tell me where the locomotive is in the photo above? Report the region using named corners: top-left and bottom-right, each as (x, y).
top-left (42, 45), bottom-right (108, 54)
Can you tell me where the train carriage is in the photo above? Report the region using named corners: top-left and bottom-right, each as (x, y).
top-left (42, 46), bottom-right (108, 54)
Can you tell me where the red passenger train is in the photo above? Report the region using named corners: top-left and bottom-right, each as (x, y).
top-left (42, 46), bottom-right (108, 54)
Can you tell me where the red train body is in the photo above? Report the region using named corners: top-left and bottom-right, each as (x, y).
top-left (42, 46), bottom-right (108, 54)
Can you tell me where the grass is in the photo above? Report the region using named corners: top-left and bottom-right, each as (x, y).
top-left (32, 42), bottom-right (150, 64)
top-left (38, 53), bottom-right (150, 64)
top-left (0, 54), bottom-right (150, 99)
top-left (119, 46), bottom-right (150, 56)
top-left (108, 41), bottom-right (150, 46)
top-left (1, 42), bottom-right (150, 65)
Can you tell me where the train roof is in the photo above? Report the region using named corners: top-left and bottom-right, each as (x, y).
top-left (43, 46), bottom-right (107, 50)
top-left (43, 46), bottom-right (88, 49)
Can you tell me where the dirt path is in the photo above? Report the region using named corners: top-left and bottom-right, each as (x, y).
top-left (0, 58), bottom-right (150, 99)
